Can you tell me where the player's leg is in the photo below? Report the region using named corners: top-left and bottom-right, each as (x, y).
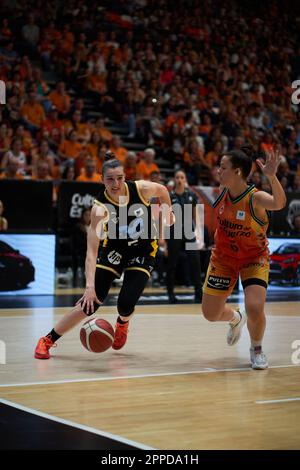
top-left (202, 260), bottom-right (247, 345)
top-left (186, 248), bottom-right (202, 302)
top-left (166, 238), bottom-right (181, 302)
top-left (34, 268), bottom-right (117, 359)
top-left (241, 261), bottom-right (269, 369)
top-left (112, 268), bottom-right (150, 350)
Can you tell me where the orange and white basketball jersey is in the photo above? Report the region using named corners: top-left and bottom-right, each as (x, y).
top-left (212, 184), bottom-right (269, 262)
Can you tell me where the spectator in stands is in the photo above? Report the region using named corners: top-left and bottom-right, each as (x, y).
top-left (250, 171), bottom-right (263, 190)
top-left (58, 130), bottom-right (82, 162)
top-left (292, 175), bottom-right (300, 192)
top-left (0, 200), bottom-right (8, 231)
top-left (22, 13), bottom-right (40, 56)
top-left (43, 106), bottom-right (63, 134)
top-left (0, 41), bottom-right (18, 66)
top-left (165, 122), bottom-right (186, 165)
top-left (0, 156), bottom-right (24, 180)
top-left (184, 139), bottom-right (211, 185)
top-left (1, 138), bottom-right (27, 175)
top-left (31, 67), bottom-right (51, 112)
top-left (64, 110), bottom-right (91, 143)
top-left (86, 131), bottom-right (101, 160)
top-left (32, 161), bottom-right (52, 181)
top-left (205, 140), bottom-right (223, 169)
top-left (69, 98), bottom-right (88, 123)
top-left (137, 148), bottom-right (160, 180)
top-left (93, 117), bottom-right (113, 143)
top-left (0, 123), bottom-right (12, 157)
top-left (31, 139), bottom-right (58, 179)
top-left (138, 104), bottom-right (164, 146)
top-left (290, 214), bottom-right (300, 235)
top-left (20, 91), bottom-right (46, 135)
top-left (86, 65), bottom-right (107, 99)
top-left (61, 163), bottom-right (76, 181)
top-left (109, 135), bottom-right (128, 164)
top-left (124, 151), bottom-right (141, 181)
top-left (0, 18), bottom-right (12, 44)
top-left (48, 81), bottom-right (71, 117)
top-left (76, 158), bottom-right (101, 183)
top-left (14, 125), bottom-right (33, 155)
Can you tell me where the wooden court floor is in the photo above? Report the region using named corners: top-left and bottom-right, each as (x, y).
top-left (0, 302), bottom-right (300, 450)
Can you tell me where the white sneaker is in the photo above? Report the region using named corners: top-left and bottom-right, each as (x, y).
top-left (250, 348), bottom-right (268, 370)
top-left (227, 309), bottom-right (247, 346)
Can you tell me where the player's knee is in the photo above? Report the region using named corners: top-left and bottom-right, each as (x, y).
top-left (202, 303), bottom-right (222, 321)
top-left (117, 300), bottom-right (134, 317)
top-left (245, 302), bottom-right (264, 319)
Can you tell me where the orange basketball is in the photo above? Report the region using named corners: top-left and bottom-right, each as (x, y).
top-left (80, 318), bottom-right (114, 353)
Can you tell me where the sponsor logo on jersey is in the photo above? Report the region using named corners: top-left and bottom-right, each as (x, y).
top-left (236, 210), bottom-right (245, 220)
top-left (207, 275), bottom-right (231, 290)
top-left (107, 250), bottom-right (122, 265)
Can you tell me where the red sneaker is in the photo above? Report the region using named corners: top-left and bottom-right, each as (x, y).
top-left (112, 321), bottom-right (129, 350)
top-left (34, 336), bottom-right (56, 359)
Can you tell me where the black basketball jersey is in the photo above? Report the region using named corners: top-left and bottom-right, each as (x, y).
top-left (94, 181), bottom-right (158, 256)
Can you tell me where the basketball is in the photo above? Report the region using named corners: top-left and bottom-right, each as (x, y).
top-left (80, 318), bottom-right (114, 353)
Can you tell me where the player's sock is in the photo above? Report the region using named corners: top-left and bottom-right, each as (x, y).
top-left (251, 340), bottom-right (262, 350)
top-left (116, 316), bottom-right (128, 325)
top-left (46, 329), bottom-right (61, 342)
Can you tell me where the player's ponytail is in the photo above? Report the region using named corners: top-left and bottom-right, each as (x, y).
top-left (102, 151), bottom-right (123, 175)
top-left (240, 144), bottom-right (256, 161)
top-left (104, 151), bottom-right (116, 162)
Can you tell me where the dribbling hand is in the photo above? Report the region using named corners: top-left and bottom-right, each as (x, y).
top-left (76, 286), bottom-right (102, 316)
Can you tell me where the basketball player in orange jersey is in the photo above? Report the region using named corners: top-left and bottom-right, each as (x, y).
top-left (35, 153), bottom-right (175, 359)
top-left (202, 145), bottom-right (286, 369)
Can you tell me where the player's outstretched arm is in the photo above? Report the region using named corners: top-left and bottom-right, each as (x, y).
top-left (76, 204), bottom-right (106, 315)
top-left (254, 149), bottom-right (287, 211)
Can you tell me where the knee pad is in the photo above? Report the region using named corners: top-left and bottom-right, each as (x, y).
top-left (117, 302), bottom-right (134, 317)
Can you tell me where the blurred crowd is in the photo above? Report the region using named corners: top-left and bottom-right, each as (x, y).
top-left (0, 0), bottom-right (300, 194)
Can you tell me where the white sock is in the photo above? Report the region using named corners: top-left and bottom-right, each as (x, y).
top-left (229, 310), bottom-right (241, 326)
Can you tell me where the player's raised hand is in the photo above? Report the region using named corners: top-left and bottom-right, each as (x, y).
top-left (256, 148), bottom-right (281, 178)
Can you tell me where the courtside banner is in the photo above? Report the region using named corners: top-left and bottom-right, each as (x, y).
top-left (57, 181), bottom-right (100, 230)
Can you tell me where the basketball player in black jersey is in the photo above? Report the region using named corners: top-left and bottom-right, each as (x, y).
top-left (35, 153), bottom-right (174, 359)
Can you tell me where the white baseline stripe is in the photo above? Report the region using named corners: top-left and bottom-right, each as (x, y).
top-left (0, 364), bottom-right (298, 388)
top-left (256, 397), bottom-right (300, 405)
top-left (0, 398), bottom-right (154, 450)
